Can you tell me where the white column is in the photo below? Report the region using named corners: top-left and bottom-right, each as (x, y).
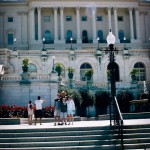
top-left (22, 11), bottom-right (28, 44)
top-left (92, 8), bottom-right (97, 43)
top-left (129, 7), bottom-right (134, 42)
top-left (29, 7), bottom-right (35, 42)
top-left (135, 8), bottom-right (141, 41)
top-left (17, 11), bottom-right (22, 43)
top-left (113, 7), bottom-right (119, 43)
top-left (60, 7), bottom-right (65, 43)
top-left (107, 7), bottom-right (112, 31)
top-left (37, 7), bottom-right (42, 41)
top-left (0, 12), bottom-right (5, 47)
top-left (53, 7), bottom-right (58, 43)
top-left (76, 7), bottom-right (81, 43)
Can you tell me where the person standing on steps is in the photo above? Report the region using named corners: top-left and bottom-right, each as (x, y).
top-left (34, 96), bottom-right (45, 125)
top-left (60, 98), bottom-right (67, 125)
top-left (66, 96), bottom-right (75, 125)
top-left (27, 100), bottom-right (34, 125)
top-left (54, 93), bottom-right (61, 126)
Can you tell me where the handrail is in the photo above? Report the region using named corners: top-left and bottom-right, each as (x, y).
top-left (114, 96), bottom-right (124, 150)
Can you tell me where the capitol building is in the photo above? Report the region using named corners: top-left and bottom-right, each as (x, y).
top-left (0, 0), bottom-right (150, 106)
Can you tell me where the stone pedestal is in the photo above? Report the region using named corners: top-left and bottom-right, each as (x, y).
top-left (20, 72), bottom-right (31, 84)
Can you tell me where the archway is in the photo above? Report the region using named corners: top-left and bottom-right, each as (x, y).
top-left (107, 62), bottom-right (120, 82)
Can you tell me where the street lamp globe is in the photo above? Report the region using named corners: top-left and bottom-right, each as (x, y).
top-left (106, 30), bottom-right (116, 45)
top-left (14, 38), bottom-right (16, 42)
top-left (123, 37), bottom-right (126, 41)
top-left (97, 37), bottom-right (99, 41)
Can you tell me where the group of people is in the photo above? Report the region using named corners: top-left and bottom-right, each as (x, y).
top-left (54, 93), bottom-right (75, 126)
top-left (27, 91), bottom-right (75, 126)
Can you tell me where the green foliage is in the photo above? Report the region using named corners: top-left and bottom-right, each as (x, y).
top-left (67, 67), bottom-right (75, 73)
top-left (129, 68), bottom-right (138, 76)
top-left (58, 88), bottom-right (83, 108)
top-left (95, 91), bottom-right (110, 107)
top-left (79, 90), bottom-right (95, 107)
top-left (55, 63), bottom-right (64, 76)
top-left (85, 69), bottom-right (94, 77)
top-left (22, 59), bottom-right (29, 67)
top-left (117, 91), bottom-right (134, 113)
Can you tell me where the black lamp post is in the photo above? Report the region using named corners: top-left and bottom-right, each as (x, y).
top-left (51, 55), bottom-right (56, 73)
top-left (106, 29), bottom-right (116, 126)
top-left (42, 38), bottom-right (45, 51)
top-left (13, 38), bottom-right (16, 51)
top-left (70, 37), bottom-right (73, 50)
top-left (97, 37), bottom-right (100, 50)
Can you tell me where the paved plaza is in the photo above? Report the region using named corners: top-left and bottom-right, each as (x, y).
top-left (0, 119), bottom-right (150, 130)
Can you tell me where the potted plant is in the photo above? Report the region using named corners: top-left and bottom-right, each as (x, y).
top-left (85, 69), bottom-right (94, 80)
top-left (55, 63), bottom-right (63, 76)
top-left (130, 68), bottom-right (138, 81)
top-left (67, 67), bottom-right (74, 79)
top-left (22, 58), bottom-right (29, 72)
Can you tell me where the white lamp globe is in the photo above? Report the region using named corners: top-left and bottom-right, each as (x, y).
top-left (106, 30), bottom-right (116, 45)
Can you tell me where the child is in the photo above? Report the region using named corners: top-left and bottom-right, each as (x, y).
top-left (60, 98), bottom-right (67, 125)
top-left (27, 100), bottom-right (34, 125)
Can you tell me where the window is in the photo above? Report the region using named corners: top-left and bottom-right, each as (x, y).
top-left (8, 33), bottom-right (13, 45)
top-left (44, 16), bottom-right (50, 22)
top-left (134, 62), bottom-right (146, 81)
top-left (28, 63), bottom-right (37, 73)
top-left (82, 16), bottom-right (87, 21)
top-left (66, 30), bottom-right (72, 43)
top-left (97, 30), bottom-right (103, 42)
top-left (66, 16), bottom-right (72, 21)
top-left (44, 30), bottom-right (51, 44)
top-left (8, 17), bottom-right (13, 22)
top-left (118, 16), bottom-right (123, 21)
top-left (80, 63), bottom-right (92, 81)
top-left (97, 16), bottom-right (102, 21)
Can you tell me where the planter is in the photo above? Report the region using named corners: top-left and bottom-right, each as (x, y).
top-left (22, 66), bottom-right (28, 72)
top-left (68, 73), bottom-right (74, 79)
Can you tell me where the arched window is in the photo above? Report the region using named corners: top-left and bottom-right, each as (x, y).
top-left (80, 63), bottom-right (92, 81)
top-left (97, 30), bottom-right (103, 42)
top-left (66, 30), bottom-right (72, 43)
top-left (119, 30), bottom-right (124, 43)
top-left (82, 30), bottom-right (88, 43)
top-left (107, 62), bottom-right (120, 82)
top-left (44, 30), bottom-right (51, 44)
top-left (134, 62), bottom-right (146, 81)
top-left (28, 63), bottom-right (37, 73)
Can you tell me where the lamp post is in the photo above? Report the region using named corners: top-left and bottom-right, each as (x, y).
top-left (13, 38), bottom-right (16, 51)
top-left (42, 38), bottom-right (45, 50)
top-left (123, 37), bottom-right (126, 50)
top-left (51, 56), bottom-right (56, 73)
top-left (97, 37), bottom-right (100, 50)
top-left (70, 37), bottom-right (73, 50)
top-left (106, 29), bottom-right (116, 126)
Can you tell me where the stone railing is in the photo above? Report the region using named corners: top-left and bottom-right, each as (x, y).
top-left (1, 75), bottom-right (21, 81)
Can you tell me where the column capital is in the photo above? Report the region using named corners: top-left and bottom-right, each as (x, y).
top-left (128, 7), bottom-right (133, 11)
top-left (22, 11), bottom-right (28, 15)
top-left (53, 7), bottom-right (58, 11)
top-left (113, 7), bottom-right (118, 11)
top-left (37, 7), bottom-right (41, 11)
top-left (107, 7), bottom-right (112, 11)
top-left (76, 6), bottom-right (80, 11)
top-left (60, 7), bottom-right (64, 11)
top-left (29, 7), bottom-right (35, 11)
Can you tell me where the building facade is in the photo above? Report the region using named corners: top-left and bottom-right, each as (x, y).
top-left (0, 0), bottom-right (150, 106)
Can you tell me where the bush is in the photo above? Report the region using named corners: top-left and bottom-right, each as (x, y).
top-left (0, 105), bottom-right (54, 118)
top-left (117, 91), bottom-right (134, 113)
